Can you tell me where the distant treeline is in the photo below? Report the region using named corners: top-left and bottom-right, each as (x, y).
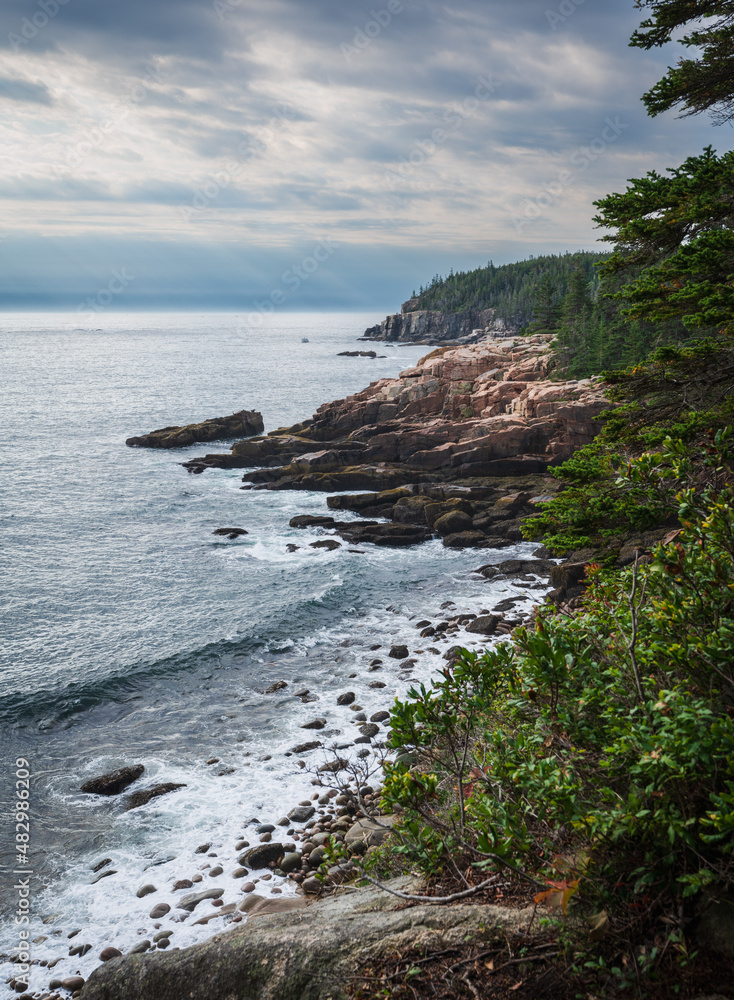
top-left (412, 251), bottom-right (692, 377)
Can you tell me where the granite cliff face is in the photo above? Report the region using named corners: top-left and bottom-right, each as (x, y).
top-left (184, 335), bottom-right (609, 492)
top-left (362, 306), bottom-right (516, 344)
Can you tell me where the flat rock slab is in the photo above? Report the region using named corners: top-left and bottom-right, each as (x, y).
top-left (124, 783), bottom-right (186, 811)
top-left (80, 877), bottom-right (534, 1000)
top-left (126, 410), bottom-right (264, 449)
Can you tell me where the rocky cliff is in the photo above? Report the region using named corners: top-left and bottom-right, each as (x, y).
top-left (184, 335), bottom-right (609, 494)
top-left (362, 307), bottom-right (516, 344)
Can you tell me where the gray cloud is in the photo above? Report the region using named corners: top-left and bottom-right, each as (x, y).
top-left (0, 0), bottom-right (723, 308)
top-left (0, 74), bottom-right (52, 104)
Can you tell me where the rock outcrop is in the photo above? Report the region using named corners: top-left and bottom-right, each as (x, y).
top-left (362, 307), bottom-right (515, 344)
top-left (183, 336), bottom-right (609, 497)
top-left (79, 877), bottom-right (534, 1000)
top-left (80, 765), bottom-right (145, 796)
top-left (126, 409), bottom-right (264, 449)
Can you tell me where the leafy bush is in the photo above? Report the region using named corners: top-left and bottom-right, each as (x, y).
top-left (382, 445), bottom-right (734, 980)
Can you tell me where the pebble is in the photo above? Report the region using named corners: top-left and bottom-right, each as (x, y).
top-left (368, 681), bottom-right (386, 689)
top-left (136, 884), bottom-right (157, 898)
top-left (154, 930), bottom-right (173, 942)
top-left (371, 711), bottom-right (390, 723)
top-left (191, 874), bottom-right (203, 883)
top-left (205, 759), bottom-right (219, 765)
top-left (256, 824), bottom-right (276, 833)
top-left (173, 879), bottom-right (193, 890)
top-left (209, 866), bottom-right (224, 876)
top-left (336, 692), bottom-right (355, 705)
top-left (242, 882), bottom-right (256, 893)
top-left (232, 868), bottom-right (247, 878)
top-left (259, 833), bottom-right (272, 843)
top-left (130, 939), bottom-right (150, 954)
top-left (195, 843), bottom-right (211, 854)
top-left (149, 903), bottom-right (171, 919)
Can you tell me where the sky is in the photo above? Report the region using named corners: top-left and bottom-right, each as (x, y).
top-left (0, 0), bottom-right (725, 312)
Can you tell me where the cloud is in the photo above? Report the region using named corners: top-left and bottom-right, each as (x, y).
top-left (0, 0), bottom-right (722, 307)
top-left (0, 75), bottom-right (52, 104)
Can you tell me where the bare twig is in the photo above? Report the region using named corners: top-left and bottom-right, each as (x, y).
top-left (358, 871), bottom-right (501, 903)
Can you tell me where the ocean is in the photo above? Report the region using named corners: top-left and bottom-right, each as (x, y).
top-left (0, 312), bottom-right (546, 993)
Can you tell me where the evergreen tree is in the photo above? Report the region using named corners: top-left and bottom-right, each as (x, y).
top-left (631, 1), bottom-right (734, 124)
top-left (525, 272), bottom-right (560, 335)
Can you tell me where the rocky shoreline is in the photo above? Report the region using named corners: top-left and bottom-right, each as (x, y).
top-left (11, 553), bottom-right (559, 999)
top-left (6, 333), bottom-right (613, 999)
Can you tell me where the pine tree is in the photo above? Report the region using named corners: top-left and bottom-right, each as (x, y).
top-left (631, 1), bottom-right (734, 124)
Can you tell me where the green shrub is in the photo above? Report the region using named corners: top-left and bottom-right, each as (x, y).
top-left (383, 451), bottom-right (734, 927)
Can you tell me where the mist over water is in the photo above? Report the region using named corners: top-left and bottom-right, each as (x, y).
top-left (0, 312), bottom-right (547, 992)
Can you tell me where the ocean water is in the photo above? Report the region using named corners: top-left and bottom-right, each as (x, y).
top-left (0, 312), bottom-right (548, 993)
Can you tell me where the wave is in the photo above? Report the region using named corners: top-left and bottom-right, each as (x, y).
top-left (0, 585), bottom-right (352, 731)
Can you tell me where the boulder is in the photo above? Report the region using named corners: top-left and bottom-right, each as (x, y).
top-left (238, 843), bottom-right (285, 869)
top-left (443, 531), bottom-right (487, 548)
top-left (81, 765), bottom-right (145, 796)
top-left (288, 805), bottom-right (315, 823)
top-left (389, 645), bottom-right (409, 660)
top-left (465, 615), bottom-right (500, 636)
top-left (77, 877), bottom-right (533, 1000)
top-left (124, 783), bottom-right (186, 811)
top-left (434, 510), bottom-right (473, 536)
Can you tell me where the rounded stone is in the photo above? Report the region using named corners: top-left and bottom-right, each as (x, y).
top-left (100, 946), bottom-right (122, 962)
top-left (136, 884), bottom-right (156, 898)
top-left (149, 903), bottom-right (171, 919)
top-left (280, 852), bottom-right (302, 873)
top-left (61, 979), bottom-right (85, 992)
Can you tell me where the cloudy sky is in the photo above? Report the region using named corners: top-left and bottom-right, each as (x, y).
top-left (0, 0), bottom-right (721, 310)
